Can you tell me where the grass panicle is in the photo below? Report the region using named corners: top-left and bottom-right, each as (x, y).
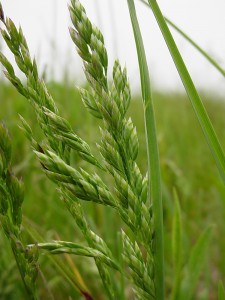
top-left (69, 0), bottom-right (155, 297)
top-left (0, 5), bottom-right (117, 299)
top-left (0, 0), bottom-right (156, 298)
top-left (0, 13), bottom-right (101, 169)
top-left (0, 123), bottom-right (39, 300)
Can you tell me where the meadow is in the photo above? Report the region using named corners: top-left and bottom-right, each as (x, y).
top-left (1, 0), bottom-right (225, 299)
top-left (1, 80), bottom-right (225, 299)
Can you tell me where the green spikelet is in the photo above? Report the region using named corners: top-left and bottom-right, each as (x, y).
top-left (122, 231), bottom-right (155, 299)
top-left (0, 124), bottom-right (38, 299)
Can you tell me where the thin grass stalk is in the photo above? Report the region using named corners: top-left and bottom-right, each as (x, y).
top-left (127, 0), bottom-right (164, 299)
top-left (139, 0), bottom-right (225, 78)
top-left (145, 0), bottom-right (225, 183)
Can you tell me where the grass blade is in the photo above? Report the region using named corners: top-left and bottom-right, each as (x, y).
top-left (218, 281), bottom-right (225, 300)
top-left (171, 190), bottom-right (182, 300)
top-left (180, 226), bottom-right (212, 300)
top-left (139, 0), bottom-right (225, 78)
top-left (165, 19), bottom-right (225, 78)
top-left (127, 0), bottom-right (164, 298)
top-left (146, 0), bottom-right (225, 183)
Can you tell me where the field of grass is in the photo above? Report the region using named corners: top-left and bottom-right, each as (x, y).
top-left (1, 80), bottom-right (225, 299)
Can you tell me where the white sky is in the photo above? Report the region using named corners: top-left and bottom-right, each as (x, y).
top-left (1, 0), bottom-right (225, 94)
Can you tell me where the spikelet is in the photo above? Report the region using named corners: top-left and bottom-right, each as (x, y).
top-left (122, 231), bottom-right (155, 299)
top-left (0, 124), bottom-right (38, 298)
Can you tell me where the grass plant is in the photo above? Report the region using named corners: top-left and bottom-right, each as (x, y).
top-left (0, 0), bottom-right (225, 299)
top-left (143, 0), bottom-right (225, 184)
top-left (0, 123), bottom-right (38, 299)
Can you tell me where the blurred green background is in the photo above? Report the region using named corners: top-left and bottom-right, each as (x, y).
top-left (1, 79), bottom-right (225, 299)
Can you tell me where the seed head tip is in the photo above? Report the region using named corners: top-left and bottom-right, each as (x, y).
top-left (0, 3), bottom-right (5, 24)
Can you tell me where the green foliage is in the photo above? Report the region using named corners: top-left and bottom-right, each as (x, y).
top-left (0, 0), bottom-right (224, 299)
top-left (170, 194), bottom-right (212, 300)
top-left (1, 0), bottom-right (153, 297)
top-left (218, 281), bottom-right (225, 300)
top-left (0, 84), bottom-right (224, 300)
top-left (180, 226), bottom-right (212, 300)
top-left (171, 191), bottom-right (182, 300)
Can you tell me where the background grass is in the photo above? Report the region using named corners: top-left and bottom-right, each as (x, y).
top-left (0, 80), bottom-right (225, 299)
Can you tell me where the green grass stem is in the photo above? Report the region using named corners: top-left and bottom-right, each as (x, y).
top-left (127, 0), bottom-right (164, 298)
top-left (146, 0), bottom-right (225, 183)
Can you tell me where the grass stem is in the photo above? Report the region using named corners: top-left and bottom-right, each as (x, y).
top-left (127, 0), bottom-right (164, 298)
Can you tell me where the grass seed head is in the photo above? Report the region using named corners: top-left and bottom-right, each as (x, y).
top-left (0, 2), bottom-right (5, 24)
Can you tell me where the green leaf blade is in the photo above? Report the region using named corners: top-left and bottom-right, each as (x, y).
top-left (180, 226), bottom-right (212, 300)
top-left (147, 0), bottom-right (225, 184)
top-left (127, 0), bottom-right (164, 298)
top-left (171, 191), bottom-right (182, 300)
top-left (218, 281), bottom-right (225, 300)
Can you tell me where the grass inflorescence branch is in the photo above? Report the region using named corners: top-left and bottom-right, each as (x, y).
top-left (0, 123), bottom-right (39, 299)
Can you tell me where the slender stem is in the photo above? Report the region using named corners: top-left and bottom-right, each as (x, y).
top-left (139, 0), bottom-right (225, 78)
top-left (127, 0), bottom-right (164, 299)
top-left (147, 0), bottom-right (225, 183)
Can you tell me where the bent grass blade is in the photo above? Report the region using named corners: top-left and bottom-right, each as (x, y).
top-left (146, 0), bottom-right (225, 183)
